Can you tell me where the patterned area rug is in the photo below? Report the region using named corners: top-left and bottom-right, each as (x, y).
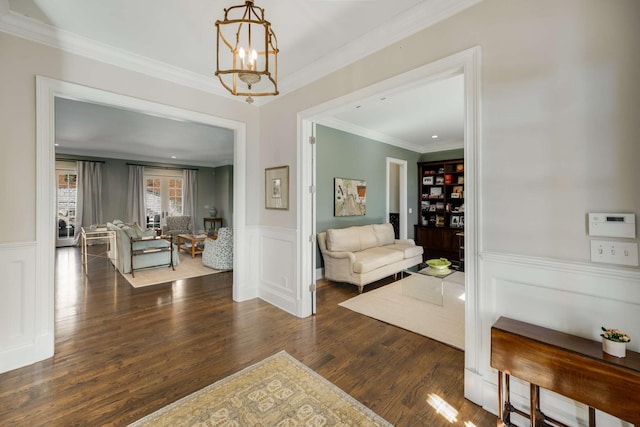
top-left (122, 252), bottom-right (223, 288)
top-left (129, 351), bottom-right (392, 427)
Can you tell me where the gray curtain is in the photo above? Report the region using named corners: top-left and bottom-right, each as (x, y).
top-left (183, 169), bottom-right (197, 233)
top-left (126, 165), bottom-right (146, 227)
top-left (74, 161), bottom-right (103, 245)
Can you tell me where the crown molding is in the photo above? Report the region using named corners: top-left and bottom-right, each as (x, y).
top-left (278, 0), bottom-right (484, 95)
top-left (0, 10), bottom-right (237, 100)
top-left (316, 116), bottom-right (463, 154)
top-left (0, 0), bottom-right (482, 102)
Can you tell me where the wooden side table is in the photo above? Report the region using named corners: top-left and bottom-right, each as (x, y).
top-left (491, 316), bottom-right (640, 427)
top-left (81, 227), bottom-right (116, 274)
top-left (203, 217), bottom-right (223, 233)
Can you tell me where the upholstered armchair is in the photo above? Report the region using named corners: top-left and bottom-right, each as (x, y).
top-left (162, 215), bottom-right (192, 237)
top-left (202, 227), bottom-right (233, 270)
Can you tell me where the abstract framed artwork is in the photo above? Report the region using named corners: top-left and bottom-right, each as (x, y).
top-left (265, 165), bottom-right (289, 210)
top-left (334, 178), bottom-right (366, 216)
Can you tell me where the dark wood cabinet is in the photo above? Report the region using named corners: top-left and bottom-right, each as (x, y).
top-left (414, 225), bottom-right (461, 262)
top-left (415, 159), bottom-right (464, 265)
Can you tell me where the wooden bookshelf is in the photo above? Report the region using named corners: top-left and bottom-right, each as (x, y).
top-left (415, 159), bottom-right (464, 266)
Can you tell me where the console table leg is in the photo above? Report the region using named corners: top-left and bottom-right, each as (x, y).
top-left (504, 374), bottom-right (512, 426)
top-left (497, 371), bottom-right (503, 422)
top-left (588, 407), bottom-right (595, 427)
top-left (530, 383), bottom-right (540, 427)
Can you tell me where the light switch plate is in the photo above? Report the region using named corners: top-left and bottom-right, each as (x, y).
top-left (590, 240), bottom-right (639, 266)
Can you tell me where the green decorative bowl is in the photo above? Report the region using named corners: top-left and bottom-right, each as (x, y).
top-left (426, 258), bottom-right (451, 270)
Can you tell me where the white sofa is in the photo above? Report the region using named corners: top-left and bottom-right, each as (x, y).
top-left (317, 223), bottom-right (423, 293)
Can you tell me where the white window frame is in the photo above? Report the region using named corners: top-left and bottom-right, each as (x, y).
top-left (144, 168), bottom-right (184, 228)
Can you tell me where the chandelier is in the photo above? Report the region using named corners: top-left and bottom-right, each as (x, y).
top-left (215, 0), bottom-right (279, 104)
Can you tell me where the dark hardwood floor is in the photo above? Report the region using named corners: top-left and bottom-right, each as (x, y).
top-left (0, 246), bottom-right (496, 426)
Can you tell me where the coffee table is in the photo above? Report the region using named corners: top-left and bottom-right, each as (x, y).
top-left (176, 234), bottom-right (207, 258)
top-left (401, 263), bottom-right (457, 306)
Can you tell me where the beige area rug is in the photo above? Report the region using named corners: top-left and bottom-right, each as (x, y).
top-left (339, 272), bottom-right (465, 349)
top-left (121, 253), bottom-right (223, 288)
top-left (129, 351), bottom-right (392, 427)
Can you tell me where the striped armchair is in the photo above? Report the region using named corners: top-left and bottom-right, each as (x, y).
top-left (202, 227), bottom-right (233, 270)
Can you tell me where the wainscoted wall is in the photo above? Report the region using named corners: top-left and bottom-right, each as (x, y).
top-left (477, 252), bottom-right (639, 427)
top-left (0, 242), bottom-right (52, 373)
top-left (258, 226), bottom-right (300, 317)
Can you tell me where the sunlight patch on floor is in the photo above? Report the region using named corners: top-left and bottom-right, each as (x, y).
top-left (427, 393), bottom-right (458, 423)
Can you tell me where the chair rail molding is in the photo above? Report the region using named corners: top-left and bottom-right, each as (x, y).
top-left (477, 250), bottom-right (640, 426)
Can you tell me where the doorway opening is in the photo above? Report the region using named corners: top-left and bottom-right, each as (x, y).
top-left (35, 76), bottom-right (249, 362)
top-left (298, 46), bottom-right (481, 402)
top-left (386, 158), bottom-right (407, 240)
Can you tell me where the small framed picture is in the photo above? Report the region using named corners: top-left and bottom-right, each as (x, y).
top-left (435, 176), bottom-right (445, 185)
top-left (265, 165), bottom-right (289, 210)
top-left (457, 176), bottom-right (464, 184)
top-left (451, 193), bottom-right (460, 199)
top-left (450, 215), bottom-right (460, 227)
top-left (423, 176), bottom-right (434, 185)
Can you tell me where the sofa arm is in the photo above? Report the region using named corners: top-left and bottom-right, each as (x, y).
top-left (395, 239), bottom-right (417, 246)
top-left (320, 250), bottom-right (357, 283)
top-left (322, 250), bottom-right (356, 262)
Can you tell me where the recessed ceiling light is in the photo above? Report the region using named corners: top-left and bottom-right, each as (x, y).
top-left (432, 135), bottom-right (438, 139)
top-left (54, 143), bottom-right (59, 146)
top-left (171, 156), bottom-right (177, 159)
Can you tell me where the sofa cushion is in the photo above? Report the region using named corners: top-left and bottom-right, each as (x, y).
top-left (326, 227), bottom-right (361, 252)
top-left (326, 225), bottom-right (379, 252)
top-left (385, 242), bottom-right (423, 259)
top-left (353, 247), bottom-right (404, 274)
top-left (373, 223), bottom-right (395, 246)
top-left (121, 225), bottom-right (138, 239)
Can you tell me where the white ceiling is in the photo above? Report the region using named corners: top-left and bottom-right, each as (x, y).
top-left (3, 0), bottom-right (472, 165)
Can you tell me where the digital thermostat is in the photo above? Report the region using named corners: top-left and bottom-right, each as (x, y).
top-left (588, 213), bottom-right (636, 238)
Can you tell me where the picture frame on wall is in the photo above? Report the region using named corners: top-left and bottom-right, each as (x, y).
top-left (265, 165), bottom-right (289, 210)
top-left (334, 177), bottom-right (366, 216)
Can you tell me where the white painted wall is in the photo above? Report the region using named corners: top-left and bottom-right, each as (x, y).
top-left (258, 1), bottom-right (640, 425)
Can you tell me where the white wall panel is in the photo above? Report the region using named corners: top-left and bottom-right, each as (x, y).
top-left (259, 226), bottom-right (299, 316)
top-left (478, 252), bottom-right (639, 427)
top-left (0, 243), bottom-right (49, 373)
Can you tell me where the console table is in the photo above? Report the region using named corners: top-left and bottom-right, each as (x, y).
top-left (81, 227), bottom-right (116, 274)
top-left (491, 317), bottom-right (639, 427)
top-left (129, 235), bottom-right (174, 278)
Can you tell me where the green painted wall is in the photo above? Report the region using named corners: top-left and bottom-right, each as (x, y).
top-left (316, 125), bottom-right (422, 266)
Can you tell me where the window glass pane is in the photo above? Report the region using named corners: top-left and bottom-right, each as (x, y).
top-left (168, 178), bottom-right (183, 215)
top-left (57, 171), bottom-right (77, 239)
top-left (145, 178), bottom-right (161, 228)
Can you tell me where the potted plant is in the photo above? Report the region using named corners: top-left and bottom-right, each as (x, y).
top-left (601, 326), bottom-right (631, 358)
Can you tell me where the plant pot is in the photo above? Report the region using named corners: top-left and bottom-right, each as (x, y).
top-left (602, 339), bottom-right (626, 358)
